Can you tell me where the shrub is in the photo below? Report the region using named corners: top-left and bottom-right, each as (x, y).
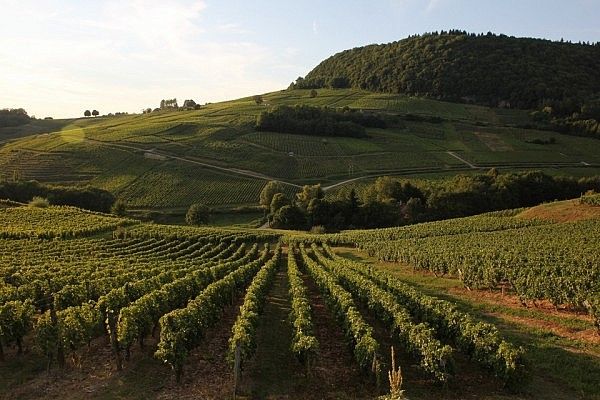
top-left (111, 199), bottom-right (127, 216)
top-left (185, 203), bottom-right (211, 225)
top-left (28, 196), bottom-right (49, 208)
top-left (310, 225), bottom-right (326, 234)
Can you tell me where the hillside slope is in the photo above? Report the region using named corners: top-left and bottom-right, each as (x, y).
top-left (1, 89), bottom-right (599, 210)
top-left (300, 32), bottom-right (600, 109)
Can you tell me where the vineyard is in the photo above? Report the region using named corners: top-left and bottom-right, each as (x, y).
top-left (328, 212), bottom-right (600, 332)
top-left (0, 205), bottom-right (137, 239)
top-left (0, 202), bottom-right (599, 399)
top-left (3, 88), bottom-right (600, 211)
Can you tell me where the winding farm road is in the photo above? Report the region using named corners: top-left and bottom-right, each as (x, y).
top-left (16, 130), bottom-right (600, 194)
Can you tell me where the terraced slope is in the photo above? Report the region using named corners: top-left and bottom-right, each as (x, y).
top-left (1, 89), bottom-right (599, 209)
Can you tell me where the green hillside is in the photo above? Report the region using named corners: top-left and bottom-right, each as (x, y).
top-left (1, 89), bottom-right (599, 210)
top-left (300, 31), bottom-right (600, 110)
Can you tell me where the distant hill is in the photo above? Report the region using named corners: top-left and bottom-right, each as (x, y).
top-left (296, 31), bottom-right (600, 111)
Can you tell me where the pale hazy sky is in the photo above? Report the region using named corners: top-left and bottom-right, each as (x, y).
top-left (2, 0), bottom-right (600, 119)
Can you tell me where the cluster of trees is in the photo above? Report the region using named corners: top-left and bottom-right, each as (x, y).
top-left (528, 97), bottom-right (600, 139)
top-left (142, 99), bottom-right (201, 114)
top-left (0, 108), bottom-right (31, 127)
top-left (0, 180), bottom-right (115, 213)
top-left (256, 105), bottom-right (386, 138)
top-left (260, 171), bottom-right (600, 231)
top-left (83, 110), bottom-right (99, 117)
top-left (292, 31), bottom-right (600, 114)
top-left (160, 99), bottom-right (178, 109)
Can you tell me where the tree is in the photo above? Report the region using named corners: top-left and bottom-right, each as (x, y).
top-left (307, 197), bottom-right (331, 227)
top-left (84, 110), bottom-right (91, 117)
top-left (402, 197), bottom-right (425, 224)
top-left (348, 188), bottom-right (359, 212)
top-left (270, 205), bottom-right (307, 230)
top-left (183, 99), bottom-right (197, 109)
top-left (160, 99), bottom-right (178, 109)
top-left (259, 181), bottom-right (284, 209)
top-left (296, 184), bottom-right (324, 210)
top-left (111, 199), bottom-right (127, 216)
top-left (310, 89), bottom-right (318, 98)
top-left (92, 110), bottom-right (99, 117)
top-left (374, 176), bottom-right (402, 203)
top-left (253, 95), bottom-right (264, 105)
top-left (270, 193), bottom-right (289, 215)
top-left (186, 203), bottom-right (211, 225)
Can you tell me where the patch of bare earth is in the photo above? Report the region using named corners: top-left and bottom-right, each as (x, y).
top-left (439, 285), bottom-right (600, 348)
top-left (447, 286), bottom-right (591, 321)
top-left (484, 313), bottom-right (600, 348)
top-left (474, 132), bottom-right (514, 151)
top-left (0, 334), bottom-right (155, 400)
top-left (517, 199), bottom-right (600, 222)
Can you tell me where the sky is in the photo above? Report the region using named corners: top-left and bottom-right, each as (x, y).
top-left (1, 0), bottom-right (600, 119)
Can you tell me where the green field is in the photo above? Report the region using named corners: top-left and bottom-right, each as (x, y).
top-left (1, 89), bottom-right (599, 210)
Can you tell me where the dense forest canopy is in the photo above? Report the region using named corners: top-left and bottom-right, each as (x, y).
top-left (255, 105), bottom-right (386, 138)
top-left (294, 31), bottom-right (600, 113)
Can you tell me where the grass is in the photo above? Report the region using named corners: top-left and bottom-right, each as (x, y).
top-left (517, 199), bottom-right (600, 222)
top-left (2, 89), bottom-right (599, 210)
top-left (208, 211), bottom-right (264, 228)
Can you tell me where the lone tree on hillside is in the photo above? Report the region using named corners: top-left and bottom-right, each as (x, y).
top-left (186, 203), bottom-right (211, 225)
top-left (310, 89), bottom-right (318, 98)
top-left (182, 99), bottom-right (199, 110)
top-left (84, 110), bottom-right (91, 117)
top-left (92, 110), bottom-right (99, 117)
top-left (253, 95), bottom-right (264, 105)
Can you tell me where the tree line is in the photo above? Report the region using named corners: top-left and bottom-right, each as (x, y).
top-left (255, 105), bottom-right (387, 138)
top-left (0, 180), bottom-right (116, 213)
top-left (0, 108), bottom-right (31, 128)
top-left (259, 170), bottom-right (600, 231)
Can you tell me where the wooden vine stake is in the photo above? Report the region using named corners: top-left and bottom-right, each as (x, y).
top-left (372, 353), bottom-right (381, 388)
top-left (232, 343), bottom-right (241, 399)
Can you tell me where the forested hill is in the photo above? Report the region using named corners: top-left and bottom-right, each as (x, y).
top-left (295, 31), bottom-right (600, 111)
